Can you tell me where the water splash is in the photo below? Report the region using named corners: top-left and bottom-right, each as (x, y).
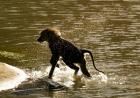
top-left (26, 68), bottom-right (47, 81)
top-left (45, 66), bottom-right (77, 87)
top-left (98, 72), bottom-right (108, 83)
top-left (25, 65), bottom-right (82, 87)
top-left (27, 65), bottom-right (108, 88)
top-left (42, 66), bottom-right (108, 87)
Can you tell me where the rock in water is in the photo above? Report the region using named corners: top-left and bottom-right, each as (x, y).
top-left (41, 78), bottom-right (66, 91)
top-left (0, 62), bottom-right (27, 91)
top-left (13, 77), bottom-right (66, 95)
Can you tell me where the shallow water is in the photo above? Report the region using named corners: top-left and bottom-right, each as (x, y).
top-left (0, 0), bottom-right (140, 98)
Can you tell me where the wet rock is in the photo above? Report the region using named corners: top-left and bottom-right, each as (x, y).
top-left (42, 78), bottom-right (66, 91)
top-left (13, 77), bottom-right (66, 95)
top-left (0, 62), bottom-right (27, 91)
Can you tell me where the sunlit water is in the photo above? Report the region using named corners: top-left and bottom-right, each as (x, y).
top-left (0, 0), bottom-right (140, 98)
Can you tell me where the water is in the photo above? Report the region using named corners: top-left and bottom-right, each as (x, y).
top-left (0, 0), bottom-right (140, 97)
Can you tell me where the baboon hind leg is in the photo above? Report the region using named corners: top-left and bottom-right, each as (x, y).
top-left (64, 60), bottom-right (79, 75)
top-left (80, 59), bottom-right (91, 77)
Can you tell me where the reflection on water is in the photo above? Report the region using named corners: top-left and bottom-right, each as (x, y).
top-left (0, 51), bottom-right (24, 60)
top-left (0, 0), bottom-right (140, 98)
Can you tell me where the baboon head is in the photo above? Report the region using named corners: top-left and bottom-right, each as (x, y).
top-left (37, 28), bottom-right (61, 43)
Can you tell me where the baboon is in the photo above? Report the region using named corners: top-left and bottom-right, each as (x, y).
top-left (37, 28), bottom-right (104, 79)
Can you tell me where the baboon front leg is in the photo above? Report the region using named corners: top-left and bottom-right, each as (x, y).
top-left (48, 55), bottom-right (59, 79)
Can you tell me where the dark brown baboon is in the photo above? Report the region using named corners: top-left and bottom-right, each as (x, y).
top-left (37, 28), bottom-right (104, 79)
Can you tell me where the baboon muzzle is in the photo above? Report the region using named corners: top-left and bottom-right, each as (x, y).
top-left (37, 37), bottom-right (43, 43)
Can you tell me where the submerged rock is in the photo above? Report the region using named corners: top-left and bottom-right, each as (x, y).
top-left (13, 77), bottom-right (66, 95)
top-left (42, 78), bottom-right (66, 90)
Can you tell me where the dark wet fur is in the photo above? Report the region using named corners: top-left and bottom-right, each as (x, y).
top-left (37, 28), bottom-right (103, 79)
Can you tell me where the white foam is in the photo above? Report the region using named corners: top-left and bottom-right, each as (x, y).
top-left (0, 63), bottom-right (28, 91)
top-left (99, 72), bottom-right (108, 83)
top-left (45, 66), bottom-right (108, 87)
top-left (46, 66), bottom-right (78, 87)
top-left (27, 69), bottom-right (47, 80)
top-left (26, 65), bottom-right (108, 88)
top-left (25, 66), bottom-right (77, 87)
top-left (83, 72), bottom-right (108, 83)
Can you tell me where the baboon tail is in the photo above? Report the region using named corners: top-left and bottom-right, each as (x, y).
top-left (81, 49), bottom-right (104, 73)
